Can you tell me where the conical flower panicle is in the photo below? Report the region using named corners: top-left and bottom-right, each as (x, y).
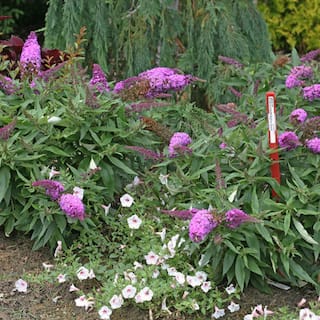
top-left (0, 119), bottom-right (16, 140)
top-left (161, 208), bottom-right (199, 220)
top-left (58, 193), bottom-right (85, 220)
top-left (20, 31), bottom-right (41, 76)
top-left (89, 63), bottom-right (110, 93)
top-left (140, 116), bottom-right (173, 143)
top-left (125, 146), bottom-right (163, 160)
top-left (32, 179), bottom-right (65, 201)
top-left (300, 116), bottom-right (320, 142)
top-left (225, 208), bottom-right (258, 229)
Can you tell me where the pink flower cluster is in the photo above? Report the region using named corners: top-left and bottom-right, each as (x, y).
top-left (168, 132), bottom-right (192, 157)
top-left (89, 64), bottom-right (110, 93)
top-left (278, 131), bottom-right (301, 151)
top-left (285, 65), bottom-right (313, 89)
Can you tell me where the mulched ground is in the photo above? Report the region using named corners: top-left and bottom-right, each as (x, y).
top-left (0, 229), bottom-right (318, 320)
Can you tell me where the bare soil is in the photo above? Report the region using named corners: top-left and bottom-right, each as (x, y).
top-left (0, 230), bottom-right (317, 320)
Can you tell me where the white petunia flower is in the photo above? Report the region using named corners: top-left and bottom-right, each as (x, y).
top-left (69, 284), bottom-right (80, 292)
top-left (195, 271), bottom-right (207, 283)
top-left (109, 294), bottom-right (124, 309)
top-left (192, 300), bottom-right (200, 310)
top-left (144, 251), bottom-right (159, 265)
top-left (101, 204), bottom-right (111, 215)
top-left (227, 301), bottom-right (240, 313)
top-left (54, 240), bottom-right (62, 258)
top-left (122, 285), bottom-right (137, 299)
top-left (225, 283), bottom-right (236, 295)
top-left (77, 266), bottom-right (90, 280)
top-left (75, 295), bottom-right (94, 310)
top-left (212, 306), bottom-right (225, 319)
top-left (159, 174), bottom-right (169, 185)
top-left (124, 271), bottom-right (137, 284)
top-left (120, 193), bottom-right (134, 207)
top-left (127, 215), bottom-right (142, 229)
top-left (167, 267), bottom-right (177, 276)
top-left (48, 167), bottom-right (60, 179)
top-left (73, 187), bottom-right (84, 200)
top-left (89, 158), bottom-right (98, 170)
top-left (152, 269), bottom-right (160, 279)
top-left (14, 279), bottom-right (28, 293)
top-left (139, 287), bottom-right (153, 302)
top-left (98, 305), bottom-right (113, 320)
top-left (175, 272), bottom-right (186, 285)
top-left (57, 274), bottom-right (67, 283)
top-left (186, 275), bottom-right (202, 287)
top-left (155, 228), bottom-right (166, 242)
top-left (201, 281), bottom-right (211, 293)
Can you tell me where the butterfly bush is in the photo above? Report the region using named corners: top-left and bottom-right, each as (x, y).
top-left (32, 179), bottom-right (65, 201)
top-left (290, 108), bottom-right (308, 124)
top-left (285, 65), bottom-right (313, 89)
top-left (225, 209), bottom-right (257, 229)
top-left (0, 75), bottom-right (18, 95)
top-left (89, 63), bottom-right (110, 93)
top-left (20, 31), bottom-right (41, 76)
top-left (168, 132), bottom-right (192, 157)
top-left (303, 84), bottom-right (320, 101)
top-left (188, 210), bottom-right (219, 243)
top-left (0, 119), bottom-right (16, 140)
top-left (58, 193), bottom-right (86, 220)
top-left (278, 131), bottom-right (301, 151)
top-left (305, 137), bottom-right (320, 154)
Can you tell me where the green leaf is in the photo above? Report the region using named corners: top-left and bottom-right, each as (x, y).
top-left (235, 255), bottom-right (245, 291)
top-left (55, 215), bottom-right (67, 233)
top-left (107, 156), bottom-right (137, 175)
top-left (255, 224), bottom-right (273, 244)
top-left (251, 186), bottom-right (259, 214)
top-left (284, 212), bottom-right (291, 235)
top-left (223, 250), bottom-right (236, 275)
top-left (246, 256), bottom-right (263, 275)
top-left (43, 146), bottom-right (70, 156)
top-left (0, 166), bottom-right (11, 203)
top-left (292, 218), bottom-right (318, 245)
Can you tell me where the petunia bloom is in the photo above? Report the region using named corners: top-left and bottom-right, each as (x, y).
top-left (98, 306), bottom-right (113, 320)
top-left (278, 131), bottom-right (301, 151)
top-left (122, 285), bottom-right (137, 299)
top-left (14, 279), bottom-right (28, 293)
top-left (127, 214), bottom-right (142, 229)
top-left (58, 193), bottom-right (85, 220)
top-left (188, 210), bottom-right (218, 242)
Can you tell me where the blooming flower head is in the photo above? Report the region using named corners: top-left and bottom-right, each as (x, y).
top-left (58, 193), bottom-right (85, 220)
top-left (225, 208), bottom-right (257, 229)
top-left (89, 64), bottom-right (110, 93)
top-left (135, 287), bottom-right (153, 303)
top-left (127, 214), bottom-right (142, 229)
top-left (144, 251), bottom-right (160, 265)
top-left (98, 306), bottom-right (113, 320)
top-left (228, 301), bottom-right (240, 313)
top-left (303, 84), bottom-right (320, 101)
top-left (168, 132), bottom-right (192, 157)
top-left (0, 119), bottom-right (16, 140)
top-left (120, 193), bottom-right (134, 207)
top-left (188, 210), bottom-right (218, 242)
top-left (278, 131), bottom-right (301, 151)
top-left (122, 285), bottom-right (137, 299)
top-left (160, 208), bottom-right (198, 220)
top-left (57, 273), bottom-right (67, 283)
top-left (109, 294), bottom-right (124, 309)
top-left (301, 48), bottom-right (320, 62)
top-left (201, 281), bottom-right (212, 293)
top-left (0, 75), bottom-right (18, 95)
top-left (32, 179), bottom-right (65, 201)
top-left (186, 275), bottom-right (202, 287)
top-left (20, 31), bottom-right (41, 76)
top-left (305, 137), bottom-right (320, 154)
top-left (14, 279), bottom-right (28, 293)
top-left (75, 295), bottom-right (94, 310)
top-left (290, 108), bottom-right (308, 124)
top-left (218, 55), bottom-right (244, 68)
top-left (212, 306), bottom-right (225, 319)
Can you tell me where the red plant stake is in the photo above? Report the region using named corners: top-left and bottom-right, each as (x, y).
top-left (266, 92), bottom-right (281, 198)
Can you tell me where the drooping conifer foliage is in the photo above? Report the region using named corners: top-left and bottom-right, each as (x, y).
top-left (44, 0), bottom-right (272, 104)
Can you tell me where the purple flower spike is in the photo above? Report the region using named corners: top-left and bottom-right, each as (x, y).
top-left (20, 31), bottom-right (41, 75)
top-left (189, 210), bottom-right (219, 243)
top-left (0, 119), bottom-right (16, 140)
top-left (278, 131), bottom-right (301, 151)
top-left (305, 137), bottom-right (320, 154)
top-left (125, 146), bottom-right (163, 160)
top-left (58, 193), bottom-right (85, 220)
top-left (161, 208), bottom-right (199, 220)
top-left (218, 55), bottom-right (244, 68)
top-left (32, 179), bottom-right (65, 201)
top-left (225, 208), bottom-right (257, 229)
top-left (300, 49), bottom-right (320, 62)
top-left (168, 132), bottom-right (192, 157)
top-left (89, 64), bottom-right (110, 93)
top-left (290, 108), bottom-right (308, 125)
top-left (0, 76), bottom-right (18, 95)
top-left (303, 84), bottom-right (320, 101)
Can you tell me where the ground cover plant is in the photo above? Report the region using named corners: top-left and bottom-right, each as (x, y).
top-left (1, 27), bottom-right (320, 319)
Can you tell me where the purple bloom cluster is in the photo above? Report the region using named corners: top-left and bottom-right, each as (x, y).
top-left (189, 210), bottom-right (218, 242)
top-left (89, 64), bottom-right (110, 93)
top-left (125, 146), bottom-right (163, 160)
top-left (113, 76), bottom-right (147, 94)
top-left (278, 131), bottom-right (301, 151)
top-left (20, 31), bottom-right (41, 75)
top-left (0, 119), bottom-right (16, 140)
top-left (305, 137), bottom-right (320, 154)
top-left (285, 65), bottom-right (313, 89)
top-left (161, 208), bottom-right (199, 220)
top-left (225, 208), bottom-right (257, 229)
top-left (300, 49), bottom-right (320, 63)
top-left (303, 84), bottom-right (320, 101)
top-left (0, 75), bottom-right (18, 95)
top-left (168, 132), bottom-right (192, 157)
top-left (218, 55), bottom-right (244, 68)
top-left (290, 108), bottom-right (308, 125)
top-left (32, 179), bottom-right (65, 201)
top-left (228, 86), bottom-right (242, 98)
top-left (139, 67), bottom-right (194, 97)
top-left (58, 193), bottom-right (85, 220)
